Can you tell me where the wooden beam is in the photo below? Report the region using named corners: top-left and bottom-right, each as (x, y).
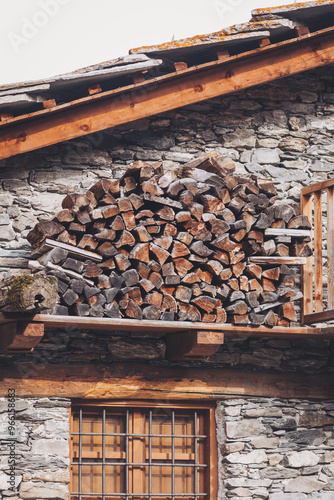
top-left (0, 313), bottom-right (334, 338)
top-left (1, 27), bottom-right (334, 160)
top-left (0, 363), bottom-right (333, 400)
top-left (303, 309), bottom-right (334, 325)
top-left (166, 330), bottom-right (224, 360)
top-left (301, 177), bottom-right (334, 196)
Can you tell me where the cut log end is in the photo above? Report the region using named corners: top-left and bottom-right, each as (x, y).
top-left (0, 274), bottom-right (58, 313)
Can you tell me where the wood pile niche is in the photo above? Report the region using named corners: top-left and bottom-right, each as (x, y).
top-left (27, 153), bottom-right (311, 326)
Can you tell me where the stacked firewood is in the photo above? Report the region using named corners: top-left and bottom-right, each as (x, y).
top-left (27, 153), bottom-right (311, 325)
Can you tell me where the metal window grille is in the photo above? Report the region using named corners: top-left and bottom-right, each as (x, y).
top-left (70, 406), bottom-right (209, 500)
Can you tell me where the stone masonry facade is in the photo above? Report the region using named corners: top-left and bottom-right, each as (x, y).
top-left (0, 397), bottom-right (334, 499)
top-left (0, 66), bottom-right (334, 498)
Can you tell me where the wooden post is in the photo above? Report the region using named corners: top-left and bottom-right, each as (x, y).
top-left (314, 191), bottom-right (323, 312)
top-left (328, 186), bottom-right (334, 310)
top-left (301, 192), bottom-right (313, 322)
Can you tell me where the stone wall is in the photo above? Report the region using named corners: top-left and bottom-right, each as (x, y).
top-left (0, 396), bottom-right (333, 499)
top-left (1, 66), bottom-right (333, 278)
top-left (217, 398), bottom-right (334, 499)
top-left (1, 66), bottom-right (334, 499)
top-left (0, 397), bottom-right (70, 499)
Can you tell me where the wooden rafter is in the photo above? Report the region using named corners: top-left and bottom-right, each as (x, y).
top-left (1, 27), bottom-right (334, 160)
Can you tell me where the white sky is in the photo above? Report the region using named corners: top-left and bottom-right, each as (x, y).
top-left (0, 0), bottom-right (304, 85)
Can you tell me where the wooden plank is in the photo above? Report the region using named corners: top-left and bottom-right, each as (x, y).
top-left (33, 238), bottom-right (103, 262)
top-left (0, 257), bottom-right (29, 268)
top-left (303, 309), bottom-right (334, 325)
top-left (1, 363), bottom-right (334, 400)
top-left (28, 260), bottom-right (95, 286)
top-left (248, 256), bottom-right (307, 265)
top-left (265, 228), bottom-right (311, 238)
top-left (314, 191), bottom-right (323, 313)
top-left (300, 193), bottom-right (313, 322)
top-left (301, 177), bottom-right (334, 196)
top-left (1, 27), bottom-right (334, 159)
top-left (166, 330), bottom-right (224, 360)
top-left (328, 186), bottom-right (334, 311)
top-left (0, 313), bottom-right (334, 338)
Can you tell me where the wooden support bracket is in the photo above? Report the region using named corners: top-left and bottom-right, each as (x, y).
top-left (1, 113), bottom-right (13, 122)
top-left (259, 37), bottom-right (271, 47)
top-left (88, 84), bottom-right (102, 95)
top-left (0, 322), bottom-right (44, 354)
top-left (132, 73), bottom-right (146, 84)
top-left (216, 49), bottom-right (230, 61)
top-left (295, 26), bottom-right (310, 37)
top-left (43, 99), bottom-right (56, 109)
top-left (166, 330), bottom-right (224, 360)
top-left (174, 62), bottom-right (188, 72)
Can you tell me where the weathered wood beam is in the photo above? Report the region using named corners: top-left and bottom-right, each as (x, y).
top-left (166, 330), bottom-right (224, 360)
top-left (0, 313), bottom-right (334, 338)
top-left (303, 309), bottom-right (334, 325)
top-left (0, 363), bottom-right (333, 400)
top-left (0, 27), bottom-right (334, 159)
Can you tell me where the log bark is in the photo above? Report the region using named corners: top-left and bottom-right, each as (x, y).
top-left (0, 274), bottom-right (58, 313)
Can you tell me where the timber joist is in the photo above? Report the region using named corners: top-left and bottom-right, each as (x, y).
top-left (1, 26), bottom-right (334, 160)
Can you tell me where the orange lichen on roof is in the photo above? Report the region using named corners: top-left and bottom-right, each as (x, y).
top-left (130, 30), bottom-right (269, 54)
top-left (252, 0), bottom-right (334, 15)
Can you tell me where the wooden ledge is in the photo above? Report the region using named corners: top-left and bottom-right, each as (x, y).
top-left (0, 313), bottom-right (333, 357)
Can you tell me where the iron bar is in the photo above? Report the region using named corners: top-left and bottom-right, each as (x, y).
top-left (79, 407), bottom-right (82, 500)
top-left (71, 432), bottom-right (207, 439)
top-left (102, 408), bottom-right (106, 499)
top-left (149, 411), bottom-right (152, 500)
top-left (71, 461), bottom-right (207, 468)
top-left (172, 411), bottom-right (175, 499)
top-left (194, 412), bottom-right (198, 500)
top-left (126, 410), bottom-right (129, 500)
top-left (71, 493), bottom-right (207, 497)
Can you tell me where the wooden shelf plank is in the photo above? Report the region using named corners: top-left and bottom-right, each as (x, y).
top-left (0, 313), bottom-right (333, 338)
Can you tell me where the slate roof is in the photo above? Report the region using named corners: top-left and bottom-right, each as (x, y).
top-left (1, 0), bottom-right (334, 121)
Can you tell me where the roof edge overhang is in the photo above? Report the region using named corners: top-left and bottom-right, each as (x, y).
top-left (0, 26), bottom-right (334, 160)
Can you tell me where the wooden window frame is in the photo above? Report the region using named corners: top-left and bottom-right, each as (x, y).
top-left (69, 401), bottom-right (218, 500)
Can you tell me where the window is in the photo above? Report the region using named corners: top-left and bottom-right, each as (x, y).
top-left (70, 402), bottom-right (217, 500)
